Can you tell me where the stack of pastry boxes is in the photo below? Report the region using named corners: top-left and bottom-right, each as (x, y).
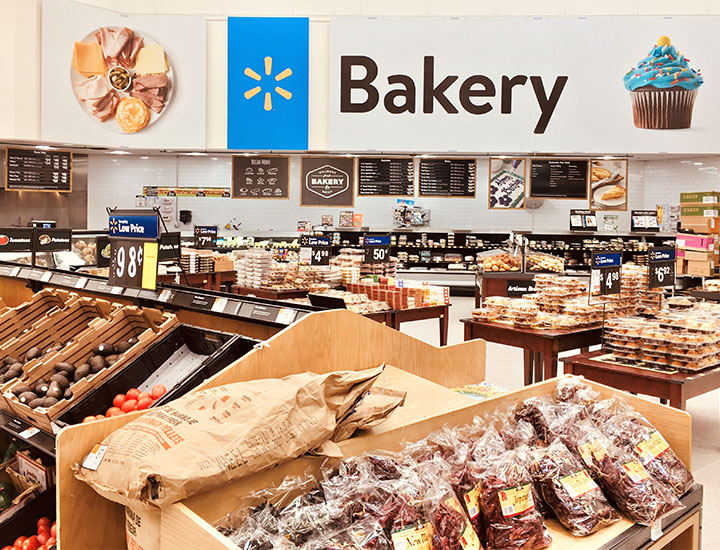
top-left (1, 304), bottom-right (177, 432)
top-left (346, 278), bottom-right (449, 309)
top-left (678, 191), bottom-right (720, 277)
top-left (603, 307), bottom-right (720, 372)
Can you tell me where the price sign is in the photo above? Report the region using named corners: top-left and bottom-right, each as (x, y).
top-left (363, 235), bottom-right (391, 264)
top-left (591, 251), bottom-right (622, 297)
top-left (648, 247), bottom-right (676, 288)
top-left (108, 238), bottom-right (159, 290)
top-left (299, 236), bottom-right (332, 266)
top-left (194, 226), bottom-right (217, 248)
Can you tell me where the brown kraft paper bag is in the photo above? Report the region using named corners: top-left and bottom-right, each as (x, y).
top-left (75, 366), bottom-right (384, 508)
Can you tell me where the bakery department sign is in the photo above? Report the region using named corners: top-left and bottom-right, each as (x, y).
top-left (306, 165), bottom-right (350, 198)
top-left (329, 17), bottom-right (718, 154)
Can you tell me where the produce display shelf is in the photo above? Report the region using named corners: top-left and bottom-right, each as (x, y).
top-left (0, 262), bottom-right (322, 330)
top-left (0, 410), bottom-right (56, 458)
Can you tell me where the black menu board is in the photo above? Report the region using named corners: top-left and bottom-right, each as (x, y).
top-left (5, 148), bottom-right (72, 192)
top-left (529, 159), bottom-right (588, 199)
top-left (232, 156), bottom-right (289, 199)
top-left (358, 157), bottom-right (414, 196)
top-left (418, 158), bottom-right (476, 197)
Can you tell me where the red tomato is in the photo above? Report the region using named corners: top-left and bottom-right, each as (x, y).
top-left (36, 527), bottom-right (49, 538)
top-left (22, 536), bottom-right (39, 550)
top-left (3, 545), bottom-right (14, 550)
top-left (36, 533), bottom-right (48, 545)
top-left (82, 416), bottom-right (97, 423)
top-left (106, 407), bottom-right (122, 417)
top-left (50, 524), bottom-right (57, 538)
top-left (95, 415), bottom-right (105, 420)
top-left (137, 397), bottom-right (153, 410)
top-left (46, 537), bottom-right (55, 546)
top-left (14, 537), bottom-right (26, 549)
top-left (151, 385), bottom-right (167, 399)
top-left (37, 546), bottom-right (46, 550)
top-left (108, 409), bottom-right (124, 417)
top-left (37, 518), bottom-right (50, 528)
top-left (112, 394), bottom-right (127, 408)
top-left (137, 391), bottom-right (152, 402)
top-left (121, 399), bottom-right (138, 413)
top-left (125, 388), bottom-right (141, 400)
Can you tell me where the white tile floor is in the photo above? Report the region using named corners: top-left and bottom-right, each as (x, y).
top-left (399, 296), bottom-right (716, 547)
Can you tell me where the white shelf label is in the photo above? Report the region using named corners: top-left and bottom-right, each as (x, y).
top-left (211, 297), bottom-right (228, 313)
top-left (82, 444), bottom-right (108, 471)
top-left (18, 427), bottom-right (40, 439)
top-left (276, 307), bottom-right (296, 325)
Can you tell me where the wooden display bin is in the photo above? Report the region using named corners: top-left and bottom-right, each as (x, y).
top-left (0, 289), bottom-right (71, 345)
top-left (55, 311), bottom-right (697, 550)
top-left (3, 307), bottom-right (177, 432)
top-left (0, 295), bottom-right (115, 403)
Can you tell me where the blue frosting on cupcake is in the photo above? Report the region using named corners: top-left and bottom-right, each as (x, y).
top-left (623, 37), bottom-right (703, 91)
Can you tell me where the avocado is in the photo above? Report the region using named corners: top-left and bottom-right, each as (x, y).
top-left (115, 341), bottom-right (132, 354)
top-left (18, 391), bottom-right (38, 404)
top-left (93, 343), bottom-right (116, 357)
top-left (105, 354), bottom-right (119, 366)
top-left (24, 347), bottom-right (41, 362)
top-left (73, 364), bottom-right (91, 381)
top-left (12, 385), bottom-right (32, 397)
top-left (43, 396), bottom-right (59, 408)
top-left (3, 357), bottom-right (20, 366)
top-left (28, 398), bottom-right (45, 409)
top-left (46, 384), bottom-right (63, 400)
top-left (49, 373), bottom-right (70, 390)
top-left (88, 356), bottom-right (106, 373)
top-left (34, 381), bottom-right (50, 396)
top-left (63, 388), bottom-right (73, 400)
top-left (55, 362), bottom-right (75, 375)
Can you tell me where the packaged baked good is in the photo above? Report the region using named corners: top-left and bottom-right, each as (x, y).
top-left (528, 440), bottom-right (620, 536)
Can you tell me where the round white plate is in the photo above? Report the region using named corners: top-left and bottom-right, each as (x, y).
top-left (70, 27), bottom-right (173, 133)
top-left (593, 184), bottom-right (627, 207)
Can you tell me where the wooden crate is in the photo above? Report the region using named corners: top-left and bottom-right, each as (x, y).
top-left (0, 289), bottom-right (71, 345)
top-left (0, 295), bottom-right (116, 407)
top-left (3, 307), bottom-right (177, 432)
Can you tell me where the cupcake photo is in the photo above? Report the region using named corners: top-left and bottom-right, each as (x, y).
top-left (623, 36), bottom-right (703, 129)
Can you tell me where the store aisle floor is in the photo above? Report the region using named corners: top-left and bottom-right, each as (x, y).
top-left (399, 295), bottom-right (717, 547)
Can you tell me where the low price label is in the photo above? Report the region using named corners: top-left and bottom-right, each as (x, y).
top-left (648, 247), bottom-right (676, 288)
top-left (591, 251), bottom-right (622, 297)
top-left (108, 238), bottom-right (159, 291)
top-left (299, 236), bottom-right (332, 266)
top-left (363, 235), bottom-right (391, 264)
top-left (194, 226), bottom-right (217, 248)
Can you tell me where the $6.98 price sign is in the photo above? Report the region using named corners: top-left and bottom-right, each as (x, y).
top-left (109, 238), bottom-right (159, 290)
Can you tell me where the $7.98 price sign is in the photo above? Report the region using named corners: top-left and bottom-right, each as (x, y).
top-left (109, 238), bottom-right (159, 290)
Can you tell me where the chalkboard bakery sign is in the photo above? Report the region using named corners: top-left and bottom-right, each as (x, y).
top-left (301, 157), bottom-right (355, 206)
top-left (232, 156), bottom-right (289, 199)
top-left (5, 148), bottom-right (72, 192)
top-left (530, 159), bottom-right (588, 199)
top-left (418, 158), bottom-right (476, 197)
top-left (358, 157), bottom-right (414, 196)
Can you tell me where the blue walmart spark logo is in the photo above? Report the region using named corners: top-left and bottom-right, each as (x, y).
top-left (228, 17), bottom-right (309, 150)
top-left (243, 57), bottom-right (293, 111)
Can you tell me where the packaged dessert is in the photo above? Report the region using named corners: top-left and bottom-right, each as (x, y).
top-left (528, 440), bottom-right (620, 536)
top-left (476, 449), bottom-right (552, 550)
top-left (596, 410), bottom-right (694, 496)
top-left (479, 249), bottom-right (522, 273)
top-left (526, 252), bottom-right (564, 274)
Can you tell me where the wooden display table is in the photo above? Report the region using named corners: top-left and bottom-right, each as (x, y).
top-left (232, 285), bottom-right (309, 300)
top-left (159, 271), bottom-right (236, 292)
top-left (387, 304), bottom-right (450, 346)
top-left (690, 289), bottom-right (720, 302)
top-left (563, 350), bottom-right (720, 409)
top-left (462, 318), bottom-right (602, 384)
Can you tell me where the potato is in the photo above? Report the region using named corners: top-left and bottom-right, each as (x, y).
top-left (28, 398), bottom-right (46, 409)
top-left (43, 396), bottom-right (59, 408)
top-left (18, 391), bottom-right (38, 404)
top-left (12, 385), bottom-right (33, 397)
top-left (49, 373), bottom-right (70, 390)
top-left (74, 364), bottom-right (91, 381)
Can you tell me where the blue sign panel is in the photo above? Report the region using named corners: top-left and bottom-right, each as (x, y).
top-left (301, 236), bottom-right (332, 247)
top-left (649, 248), bottom-right (676, 262)
top-left (109, 215), bottom-right (159, 240)
top-left (591, 251), bottom-right (622, 268)
top-left (364, 236), bottom-right (391, 246)
top-left (228, 17), bottom-right (309, 150)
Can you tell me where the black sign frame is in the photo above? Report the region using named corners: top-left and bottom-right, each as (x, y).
top-left (357, 156), bottom-right (414, 197)
top-left (648, 247), bottom-right (676, 288)
top-left (194, 226), bottom-right (218, 249)
top-left (418, 158), bottom-right (476, 198)
top-left (529, 159), bottom-right (589, 199)
top-left (301, 156), bottom-right (355, 207)
top-left (5, 147), bottom-right (72, 193)
top-left (232, 155), bottom-right (290, 199)
top-left (108, 238), bottom-right (159, 291)
top-left (590, 251), bottom-right (622, 298)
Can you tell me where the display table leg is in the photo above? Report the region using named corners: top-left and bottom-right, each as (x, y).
top-left (533, 352), bottom-right (543, 383)
top-left (439, 307), bottom-right (448, 346)
top-left (669, 385), bottom-right (688, 410)
top-left (523, 350), bottom-right (533, 386)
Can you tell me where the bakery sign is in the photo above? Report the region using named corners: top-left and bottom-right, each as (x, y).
top-left (300, 157), bottom-right (355, 206)
top-left (306, 166), bottom-right (349, 199)
top-left (329, 17), bottom-right (720, 154)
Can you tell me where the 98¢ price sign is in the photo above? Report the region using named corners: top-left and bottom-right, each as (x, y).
top-left (648, 247), bottom-right (676, 288)
top-left (363, 235), bottom-right (391, 264)
top-left (590, 251), bottom-right (622, 297)
top-left (108, 238), bottom-right (159, 290)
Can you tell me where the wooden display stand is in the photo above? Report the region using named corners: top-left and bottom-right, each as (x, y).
top-left (55, 311), bottom-right (698, 550)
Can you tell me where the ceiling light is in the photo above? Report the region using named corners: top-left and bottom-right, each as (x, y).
top-left (694, 162), bottom-right (703, 166)
top-left (602, 155), bottom-right (613, 160)
top-left (211, 157), bottom-right (218, 160)
top-left (183, 152), bottom-right (207, 156)
top-left (35, 145), bottom-right (52, 150)
top-left (140, 156), bottom-right (149, 160)
top-left (109, 150), bottom-right (131, 155)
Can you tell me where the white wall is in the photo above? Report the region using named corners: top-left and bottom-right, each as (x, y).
top-left (86, 152), bottom-right (720, 234)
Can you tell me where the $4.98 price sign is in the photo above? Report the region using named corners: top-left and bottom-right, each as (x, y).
top-left (108, 238), bottom-right (159, 290)
top-left (590, 251), bottom-right (622, 297)
top-left (648, 247), bottom-right (676, 288)
top-left (299, 236), bottom-right (332, 266)
top-left (363, 235), bottom-right (391, 264)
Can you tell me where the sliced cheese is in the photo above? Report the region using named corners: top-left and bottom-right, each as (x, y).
top-left (134, 44), bottom-right (168, 75)
top-left (72, 42), bottom-right (107, 77)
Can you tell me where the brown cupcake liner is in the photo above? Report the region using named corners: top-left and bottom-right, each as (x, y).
top-left (629, 88), bottom-right (698, 129)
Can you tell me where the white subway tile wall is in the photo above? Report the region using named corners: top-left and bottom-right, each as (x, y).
top-left (87, 154), bottom-right (718, 234)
